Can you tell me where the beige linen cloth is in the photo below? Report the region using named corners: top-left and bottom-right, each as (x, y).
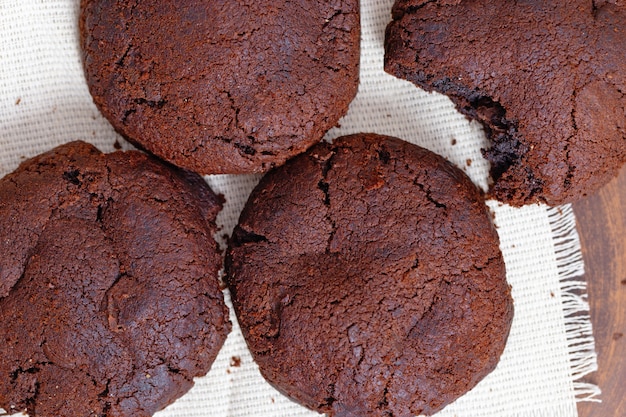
top-left (0, 0), bottom-right (600, 416)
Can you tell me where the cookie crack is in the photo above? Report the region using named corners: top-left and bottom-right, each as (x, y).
top-left (127, 0), bottom-right (139, 25)
top-left (591, 0), bottom-right (614, 17)
top-left (229, 226), bottom-right (268, 248)
top-left (392, 0), bottom-right (442, 20)
top-left (8, 361), bottom-right (50, 414)
top-left (121, 108), bottom-right (136, 124)
top-left (9, 364), bottom-right (46, 383)
top-left (472, 255), bottom-right (500, 275)
top-left (316, 150), bottom-right (338, 253)
top-left (115, 44), bottom-right (133, 67)
top-left (406, 280), bottom-right (445, 340)
top-left (223, 90), bottom-right (240, 132)
top-left (234, 141), bottom-right (257, 157)
top-left (322, 382), bottom-right (337, 409)
top-left (222, 90), bottom-right (261, 160)
top-left (322, 9), bottom-right (343, 29)
top-left (413, 177), bottom-right (446, 209)
top-left (133, 97), bottom-right (167, 109)
top-left (563, 88), bottom-right (580, 188)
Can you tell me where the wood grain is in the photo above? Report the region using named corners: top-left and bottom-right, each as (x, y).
top-left (574, 165), bottom-right (626, 417)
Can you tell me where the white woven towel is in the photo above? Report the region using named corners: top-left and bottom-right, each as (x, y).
top-left (0, 0), bottom-right (600, 416)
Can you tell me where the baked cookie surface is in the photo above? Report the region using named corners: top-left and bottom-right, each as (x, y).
top-left (0, 141), bottom-right (231, 417)
top-left (226, 133), bottom-right (513, 416)
top-left (385, 1), bottom-right (626, 206)
top-left (80, 0), bottom-right (360, 174)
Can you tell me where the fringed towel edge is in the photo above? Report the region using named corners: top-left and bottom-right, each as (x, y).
top-left (547, 204), bottom-right (601, 403)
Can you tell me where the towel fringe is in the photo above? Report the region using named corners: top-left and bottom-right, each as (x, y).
top-left (547, 205), bottom-right (601, 403)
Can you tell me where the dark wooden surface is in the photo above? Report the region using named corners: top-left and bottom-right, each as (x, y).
top-left (574, 165), bottom-right (626, 417)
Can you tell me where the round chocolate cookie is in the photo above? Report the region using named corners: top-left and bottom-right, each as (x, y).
top-left (225, 133), bottom-right (513, 416)
top-left (0, 141), bottom-right (231, 417)
top-left (385, 1), bottom-right (626, 206)
top-left (80, 0), bottom-right (360, 175)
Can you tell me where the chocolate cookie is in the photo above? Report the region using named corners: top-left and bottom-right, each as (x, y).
top-left (80, 0), bottom-right (360, 174)
top-left (385, 1), bottom-right (626, 206)
top-left (225, 133), bottom-right (513, 416)
top-left (0, 141), bottom-right (231, 417)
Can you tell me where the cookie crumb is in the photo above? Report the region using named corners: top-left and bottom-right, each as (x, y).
top-left (15, 98), bottom-right (21, 105)
top-left (113, 140), bottom-right (122, 150)
top-left (451, 138), bottom-right (457, 146)
top-left (230, 356), bottom-right (241, 367)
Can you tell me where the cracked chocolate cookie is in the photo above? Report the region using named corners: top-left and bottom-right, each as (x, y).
top-left (80, 0), bottom-right (360, 174)
top-left (225, 133), bottom-right (513, 416)
top-left (385, 1), bottom-right (626, 206)
top-left (0, 141), bottom-right (231, 417)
